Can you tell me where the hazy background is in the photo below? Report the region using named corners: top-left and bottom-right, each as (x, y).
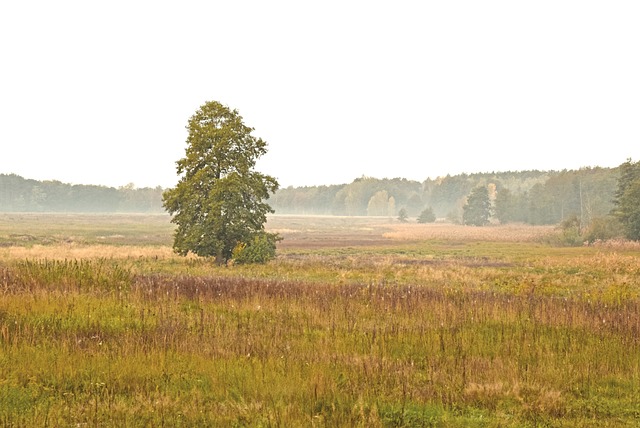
top-left (1, 1), bottom-right (638, 189)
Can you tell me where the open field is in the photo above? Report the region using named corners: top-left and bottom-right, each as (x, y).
top-left (1, 213), bottom-right (639, 426)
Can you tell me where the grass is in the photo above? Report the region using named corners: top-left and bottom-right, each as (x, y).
top-left (0, 214), bottom-right (639, 426)
top-left (0, 213), bottom-right (174, 247)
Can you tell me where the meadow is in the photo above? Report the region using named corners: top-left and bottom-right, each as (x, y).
top-left (0, 213), bottom-right (639, 427)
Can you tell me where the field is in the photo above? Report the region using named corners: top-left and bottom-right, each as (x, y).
top-left (1, 213), bottom-right (639, 427)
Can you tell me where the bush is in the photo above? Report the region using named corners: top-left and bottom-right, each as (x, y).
top-left (231, 233), bottom-right (280, 264)
top-left (583, 216), bottom-right (624, 243)
top-left (541, 215), bottom-right (583, 247)
top-left (417, 207), bottom-right (436, 223)
top-left (397, 208), bottom-right (409, 223)
top-left (559, 215), bottom-right (583, 246)
top-left (545, 215), bottom-right (626, 246)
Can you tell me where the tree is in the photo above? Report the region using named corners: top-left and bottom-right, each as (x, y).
top-left (494, 187), bottom-right (515, 223)
top-left (463, 186), bottom-right (492, 226)
top-left (397, 207), bottom-right (408, 222)
top-left (612, 159), bottom-right (640, 240)
top-left (417, 207), bottom-right (436, 223)
top-left (367, 190), bottom-right (389, 216)
top-left (405, 192), bottom-right (423, 217)
top-left (388, 196), bottom-right (397, 217)
top-left (162, 101), bottom-right (279, 263)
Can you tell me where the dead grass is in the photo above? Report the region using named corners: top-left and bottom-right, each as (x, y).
top-left (0, 244), bottom-right (177, 261)
top-left (384, 223), bottom-right (555, 242)
top-left (588, 238), bottom-right (640, 250)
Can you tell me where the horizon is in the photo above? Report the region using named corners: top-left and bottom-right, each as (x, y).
top-left (1, 161), bottom-right (625, 190)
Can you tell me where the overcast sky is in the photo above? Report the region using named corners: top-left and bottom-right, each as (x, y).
top-left (1, 1), bottom-right (638, 189)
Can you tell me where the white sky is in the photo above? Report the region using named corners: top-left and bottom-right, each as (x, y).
top-left (1, 1), bottom-right (639, 189)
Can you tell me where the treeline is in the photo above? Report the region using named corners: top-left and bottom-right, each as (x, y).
top-left (0, 174), bottom-right (164, 212)
top-left (0, 167), bottom-right (621, 224)
top-left (270, 167), bottom-right (620, 225)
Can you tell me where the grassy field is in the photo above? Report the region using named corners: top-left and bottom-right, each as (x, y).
top-left (0, 213), bottom-right (639, 426)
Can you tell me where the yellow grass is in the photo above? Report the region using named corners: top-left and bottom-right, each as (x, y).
top-left (0, 244), bottom-right (177, 261)
top-left (384, 222), bottom-right (555, 242)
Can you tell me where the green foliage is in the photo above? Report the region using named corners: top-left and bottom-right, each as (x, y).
top-left (556, 215), bottom-right (583, 246)
top-left (417, 207), bottom-right (436, 223)
top-left (612, 159), bottom-right (640, 240)
top-left (583, 216), bottom-right (624, 243)
top-left (397, 207), bottom-right (408, 222)
top-left (231, 232), bottom-right (279, 264)
top-left (162, 101), bottom-right (279, 262)
top-left (543, 213), bottom-right (625, 247)
top-left (494, 187), bottom-right (529, 224)
top-left (463, 186), bottom-right (492, 226)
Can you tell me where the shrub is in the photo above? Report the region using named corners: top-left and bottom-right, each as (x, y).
top-left (231, 233), bottom-right (280, 264)
top-left (583, 215), bottom-right (624, 243)
top-left (543, 215), bottom-right (587, 247)
top-left (417, 207), bottom-right (436, 223)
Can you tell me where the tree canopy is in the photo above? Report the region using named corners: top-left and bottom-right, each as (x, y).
top-left (162, 101), bottom-right (279, 263)
top-left (463, 186), bottom-right (492, 226)
top-left (612, 159), bottom-right (640, 240)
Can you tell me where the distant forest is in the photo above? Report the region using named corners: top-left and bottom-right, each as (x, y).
top-left (0, 167), bottom-right (620, 225)
top-left (0, 174), bottom-right (164, 213)
top-left (269, 167), bottom-right (619, 225)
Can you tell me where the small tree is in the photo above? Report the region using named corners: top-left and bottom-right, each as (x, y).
top-left (463, 186), bottom-right (492, 226)
top-left (162, 101), bottom-right (279, 264)
top-left (417, 207), bottom-right (436, 223)
top-left (397, 207), bottom-right (408, 223)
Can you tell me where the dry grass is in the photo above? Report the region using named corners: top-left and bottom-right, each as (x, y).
top-left (267, 215), bottom-right (397, 249)
top-left (384, 223), bottom-right (555, 242)
top-left (0, 244), bottom-right (177, 261)
top-left (588, 238), bottom-right (640, 250)
top-left (1, 213), bottom-right (640, 426)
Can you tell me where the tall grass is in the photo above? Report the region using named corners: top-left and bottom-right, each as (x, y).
top-left (3, 259), bottom-right (132, 293)
top-left (1, 215), bottom-right (639, 425)
top-left (1, 260), bottom-right (639, 426)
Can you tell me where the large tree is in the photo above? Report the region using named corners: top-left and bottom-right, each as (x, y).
top-left (612, 158), bottom-right (640, 240)
top-left (463, 186), bottom-right (492, 226)
top-left (162, 101), bottom-right (279, 263)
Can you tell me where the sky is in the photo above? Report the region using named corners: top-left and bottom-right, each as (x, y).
top-left (1, 1), bottom-right (639, 189)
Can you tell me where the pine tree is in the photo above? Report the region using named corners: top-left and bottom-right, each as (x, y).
top-left (463, 186), bottom-right (492, 226)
